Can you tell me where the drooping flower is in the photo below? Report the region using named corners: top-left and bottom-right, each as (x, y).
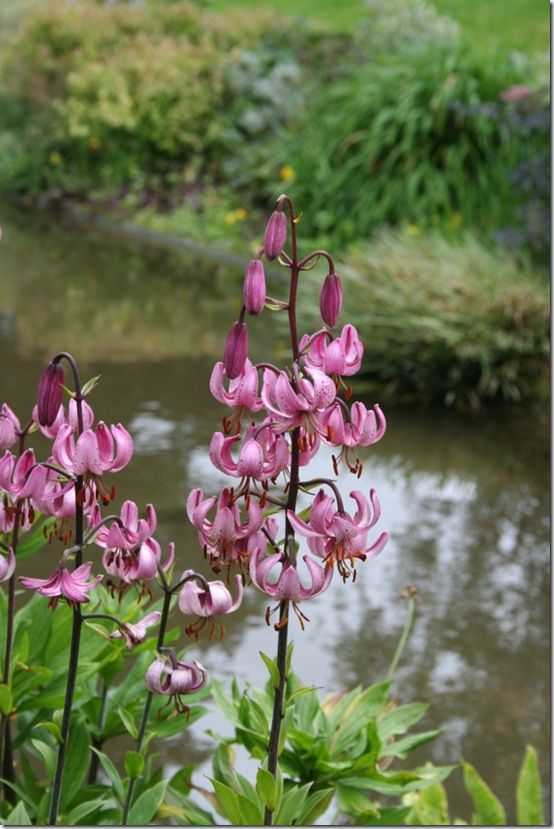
top-left (0, 547), bottom-right (15, 582)
top-left (186, 487), bottom-right (267, 570)
top-left (249, 547), bottom-right (333, 628)
top-left (209, 431), bottom-right (289, 482)
top-left (288, 489), bottom-right (388, 581)
top-left (321, 401), bottom-right (386, 474)
top-left (263, 209), bottom-right (287, 260)
top-left (145, 654), bottom-right (207, 715)
top-left (33, 398), bottom-right (95, 440)
top-left (319, 272), bottom-right (343, 328)
top-left (0, 404), bottom-right (21, 451)
top-left (20, 562), bottom-right (102, 609)
top-left (178, 570), bottom-right (244, 638)
top-left (91, 501), bottom-right (172, 589)
top-left (261, 367), bottom-right (336, 435)
top-left (36, 362), bottom-right (64, 428)
top-left (110, 611), bottom-right (161, 649)
top-left (209, 359), bottom-right (263, 435)
top-left (300, 325), bottom-right (364, 377)
top-left (243, 259), bottom-right (266, 315)
top-left (0, 448), bottom-right (48, 526)
top-left (52, 421), bottom-right (133, 504)
top-left (223, 321), bottom-right (249, 380)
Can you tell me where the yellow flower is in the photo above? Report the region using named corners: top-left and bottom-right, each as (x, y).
top-left (280, 164), bottom-right (295, 182)
top-left (49, 151), bottom-right (62, 167)
top-left (451, 213), bottom-right (463, 229)
top-left (234, 207), bottom-right (247, 222)
top-left (407, 224), bottom-right (419, 236)
top-left (224, 211), bottom-right (237, 226)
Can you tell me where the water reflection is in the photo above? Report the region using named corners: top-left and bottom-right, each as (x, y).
top-left (0, 207), bottom-right (549, 822)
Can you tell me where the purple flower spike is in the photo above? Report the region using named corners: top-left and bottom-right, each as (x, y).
top-left (263, 210), bottom-right (287, 260)
top-left (37, 362), bottom-right (64, 428)
top-left (223, 321), bottom-right (249, 380)
top-left (319, 272), bottom-right (343, 328)
top-left (243, 259), bottom-right (266, 316)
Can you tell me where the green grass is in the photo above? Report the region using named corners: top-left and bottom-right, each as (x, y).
top-left (210, 0), bottom-right (549, 53)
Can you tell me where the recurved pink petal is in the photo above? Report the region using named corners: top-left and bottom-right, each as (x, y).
top-left (73, 430), bottom-right (103, 475)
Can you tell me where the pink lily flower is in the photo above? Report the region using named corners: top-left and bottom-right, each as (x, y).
top-left (288, 489), bottom-right (389, 581)
top-left (209, 359), bottom-right (263, 435)
top-left (0, 404), bottom-right (21, 451)
top-left (321, 401), bottom-right (386, 474)
top-left (186, 487), bottom-right (266, 570)
top-left (0, 449), bottom-right (47, 501)
top-left (261, 367), bottom-right (336, 435)
top-left (110, 611), bottom-right (161, 649)
top-left (0, 547), bottom-right (15, 582)
top-left (52, 421), bottom-right (133, 504)
top-left (33, 398), bottom-right (95, 440)
top-left (0, 502), bottom-right (33, 535)
top-left (145, 655), bottom-right (207, 715)
top-left (300, 324), bottom-right (364, 377)
top-left (20, 562), bottom-right (102, 609)
top-left (91, 500), bottom-right (157, 551)
top-left (178, 569), bottom-right (243, 638)
top-left (249, 547), bottom-right (333, 628)
top-left (209, 430), bottom-right (289, 482)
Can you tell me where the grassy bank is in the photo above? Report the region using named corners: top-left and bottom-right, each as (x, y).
top-left (0, 0), bottom-right (548, 406)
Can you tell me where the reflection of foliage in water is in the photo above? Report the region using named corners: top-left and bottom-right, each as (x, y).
top-left (0, 209), bottom-right (260, 361)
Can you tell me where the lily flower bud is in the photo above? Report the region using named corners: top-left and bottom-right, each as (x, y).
top-left (37, 362), bottom-right (64, 427)
top-left (319, 272), bottom-right (343, 328)
top-left (263, 210), bottom-right (287, 260)
top-left (223, 321), bottom-right (249, 380)
top-left (243, 259), bottom-right (266, 316)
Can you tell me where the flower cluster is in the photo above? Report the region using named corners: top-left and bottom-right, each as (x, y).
top-left (185, 195), bottom-right (389, 630)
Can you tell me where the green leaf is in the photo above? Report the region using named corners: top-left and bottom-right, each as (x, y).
top-left (90, 748), bottom-right (124, 804)
top-left (211, 680), bottom-right (239, 724)
top-left (259, 651), bottom-right (280, 689)
top-left (516, 745), bottom-right (544, 825)
top-left (33, 720), bottom-right (62, 744)
top-left (118, 707), bottom-right (138, 740)
top-left (363, 805), bottom-right (413, 825)
top-left (211, 779), bottom-right (242, 825)
top-left (256, 768), bottom-right (279, 812)
top-left (61, 718), bottom-right (91, 810)
top-left (6, 801), bottom-right (33, 825)
top-left (299, 787), bottom-right (334, 824)
top-left (285, 642), bottom-right (294, 677)
top-left (31, 738), bottom-right (57, 777)
top-left (331, 682), bottom-right (391, 755)
top-left (124, 750), bottom-right (144, 780)
top-left (0, 682), bottom-right (12, 715)
top-left (380, 729), bottom-right (442, 759)
top-left (404, 783), bottom-right (450, 825)
top-left (463, 761), bottom-right (506, 825)
top-left (275, 782), bottom-right (312, 826)
top-left (378, 703), bottom-right (428, 741)
top-left (237, 792), bottom-right (263, 825)
top-left (64, 797), bottom-right (110, 825)
top-left (0, 777), bottom-right (38, 812)
top-left (128, 780), bottom-right (167, 825)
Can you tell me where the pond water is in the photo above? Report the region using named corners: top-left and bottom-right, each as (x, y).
top-left (0, 206), bottom-right (550, 823)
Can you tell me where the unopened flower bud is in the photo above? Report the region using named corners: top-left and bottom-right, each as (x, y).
top-left (263, 210), bottom-right (287, 260)
top-left (243, 259), bottom-right (266, 316)
top-left (223, 322), bottom-right (249, 379)
top-left (319, 272), bottom-right (343, 328)
top-left (37, 362), bottom-right (64, 427)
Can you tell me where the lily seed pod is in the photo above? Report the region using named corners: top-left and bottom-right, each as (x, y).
top-left (263, 210), bottom-right (287, 260)
top-left (243, 259), bottom-right (266, 315)
top-left (37, 362), bottom-right (64, 427)
top-left (319, 272), bottom-right (343, 328)
top-left (223, 321), bottom-right (249, 379)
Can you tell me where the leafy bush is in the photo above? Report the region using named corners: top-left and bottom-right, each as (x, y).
top-left (298, 230), bottom-right (549, 407)
top-left (283, 42), bottom-right (543, 246)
